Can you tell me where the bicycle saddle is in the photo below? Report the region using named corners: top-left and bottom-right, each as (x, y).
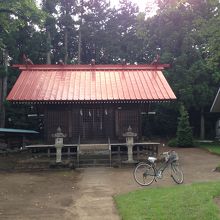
top-left (148, 157), bottom-right (157, 163)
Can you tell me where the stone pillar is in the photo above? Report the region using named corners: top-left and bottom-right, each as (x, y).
top-left (52, 127), bottom-right (66, 163)
top-left (123, 126), bottom-right (137, 163)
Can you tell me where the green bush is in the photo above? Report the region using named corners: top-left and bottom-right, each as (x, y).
top-left (167, 138), bottom-right (177, 147)
top-left (176, 104), bottom-right (194, 147)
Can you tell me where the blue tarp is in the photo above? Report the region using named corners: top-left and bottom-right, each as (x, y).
top-left (0, 128), bottom-right (39, 134)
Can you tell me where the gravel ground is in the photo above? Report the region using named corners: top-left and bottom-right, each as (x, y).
top-left (0, 147), bottom-right (220, 219)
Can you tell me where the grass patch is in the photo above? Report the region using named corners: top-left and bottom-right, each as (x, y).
top-left (196, 142), bottom-right (220, 155)
top-left (115, 182), bottom-right (220, 220)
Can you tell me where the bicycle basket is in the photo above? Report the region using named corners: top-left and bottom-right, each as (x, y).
top-left (168, 151), bottom-right (179, 162)
top-left (163, 152), bottom-right (170, 162)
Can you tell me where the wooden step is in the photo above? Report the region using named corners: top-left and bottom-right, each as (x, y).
top-left (79, 144), bottom-right (110, 155)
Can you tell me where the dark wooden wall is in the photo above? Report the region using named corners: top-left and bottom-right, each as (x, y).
top-left (43, 103), bottom-right (149, 144)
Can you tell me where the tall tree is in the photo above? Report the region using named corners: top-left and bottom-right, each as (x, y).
top-left (42, 0), bottom-right (58, 64)
top-left (0, 49), bottom-right (8, 127)
top-left (79, 0), bottom-right (112, 63)
top-left (56, 0), bottom-right (77, 64)
top-left (137, 0), bottom-right (220, 139)
top-left (77, 0), bottom-right (84, 64)
top-left (104, 0), bottom-right (143, 63)
top-left (0, 0), bottom-right (42, 127)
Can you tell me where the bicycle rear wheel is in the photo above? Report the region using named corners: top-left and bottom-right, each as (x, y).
top-left (171, 161), bottom-right (184, 184)
top-left (134, 163), bottom-right (155, 186)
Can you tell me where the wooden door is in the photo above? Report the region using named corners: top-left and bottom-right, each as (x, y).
top-left (80, 108), bottom-right (104, 140)
top-left (115, 109), bottom-right (139, 138)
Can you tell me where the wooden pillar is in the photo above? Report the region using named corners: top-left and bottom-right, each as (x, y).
top-left (137, 146), bottom-right (140, 160)
top-left (47, 148), bottom-right (50, 157)
top-left (67, 147), bottom-right (71, 159)
top-left (117, 146), bottom-right (121, 161)
top-left (108, 138), bottom-right (111, 167)
top-left (77, 145), bottom-right (80, 168)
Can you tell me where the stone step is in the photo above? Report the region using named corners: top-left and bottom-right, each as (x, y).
top-left (78, 144), bottom-right (110, 155)
top-left (78, 158), bottom-right (111, 168)
top-left (79, 144), bottom-right (110, 150)
top-left (79, 151), bottom-right (111, 156)
top-left (15, 161), bottom-right (50, 170)
top-left (14, 160), bottom-right (76, 171)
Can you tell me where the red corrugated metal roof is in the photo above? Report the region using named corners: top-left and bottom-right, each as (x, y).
top-left (7, 64), bottom-right (176, 103)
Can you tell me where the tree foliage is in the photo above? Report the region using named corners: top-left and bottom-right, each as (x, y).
top-left (0, 0), bottom-right (43, 49)
top-left (0, 0), bottom-right (220, 138)
top-left (137, 0), bottom-right (220, 138)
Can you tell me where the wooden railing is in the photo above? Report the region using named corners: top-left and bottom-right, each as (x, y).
top-left (25, 141), bottom-right (160, 167)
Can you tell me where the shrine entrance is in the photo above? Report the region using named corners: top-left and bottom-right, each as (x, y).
top-left (80, 108), bottom-right (105, 140)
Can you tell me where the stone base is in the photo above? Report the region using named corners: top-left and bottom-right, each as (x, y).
top-left (49, 161), bottom-right (75, 169)
top-left (122, 160), bottom-right (138, 164)
top-left (120, 160), bottom-right (138, 168)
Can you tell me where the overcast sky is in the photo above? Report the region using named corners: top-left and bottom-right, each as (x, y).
top-left (111, 0), bottom-right (157, 12)
top-left (36, 0), bottom-right (157, 13)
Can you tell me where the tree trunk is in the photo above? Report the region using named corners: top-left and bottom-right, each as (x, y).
top-left (78, 0), bottom-right (83, 64)
top-left (200, 107), bottom-right (205, 140)
top-left (64, 29), bottom-right (68, 64)
top-left (0, 77), bottom-right (3, 122)
top-left (46, 30), bottom-right (51, 64)
top-left (78, 26), bottom-right (82, 64)
top-left (0, 49), bottom-right (8, 128)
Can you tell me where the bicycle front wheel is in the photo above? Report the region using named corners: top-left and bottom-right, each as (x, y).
top-left (171, 161), bottom-right (184, 184)
top-left (134, 163), bottom-right (155, 186)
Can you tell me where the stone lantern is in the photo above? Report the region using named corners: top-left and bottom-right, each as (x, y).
top-left (52, 127), bottom-right (66, 163)
top-left (123, 126), bottom-right (137, 163)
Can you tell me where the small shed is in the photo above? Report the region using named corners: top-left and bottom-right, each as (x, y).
top-left (210, 87), bottom-right (220, 138)
top-left (211, 88), bottom-right (220, 112)
top-left (0, 128), bottom-right (39, 148)
top-left (7, 64), bottom-right (176, 144)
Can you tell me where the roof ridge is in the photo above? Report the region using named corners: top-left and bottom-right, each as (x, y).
top-left (12, 64), bottom-right (170, 71)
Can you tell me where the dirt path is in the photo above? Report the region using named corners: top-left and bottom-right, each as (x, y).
top-left (65, 168), bottom-right (120, 220)
top-left (0, 147), bottom-right (220, 219)
top-left (0, 171), bottom-right (80, 220)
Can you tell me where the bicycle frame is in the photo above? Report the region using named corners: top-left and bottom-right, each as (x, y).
top-left (150, 158), bottom-right (173, 177)
top-left (134, 151), bottom-right (183, 186)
